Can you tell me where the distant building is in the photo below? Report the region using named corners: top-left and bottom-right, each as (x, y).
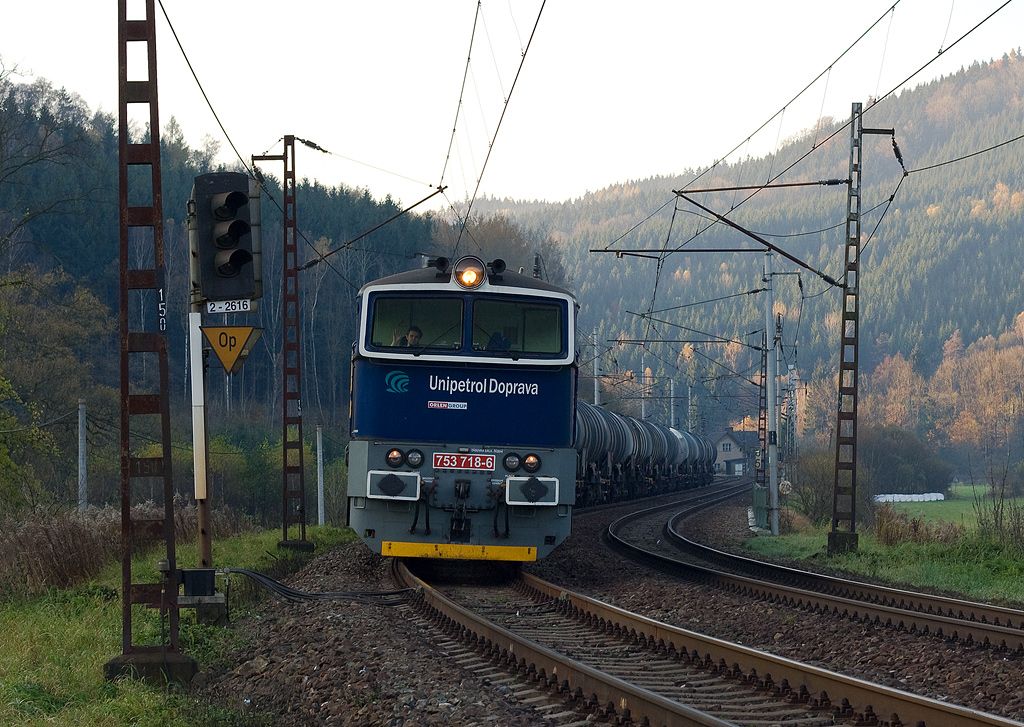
top-left (714, 428), bottom-right (758, 475)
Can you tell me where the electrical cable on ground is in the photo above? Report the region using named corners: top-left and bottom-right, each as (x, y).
top-left (225, 568), bottom-right (410, 605)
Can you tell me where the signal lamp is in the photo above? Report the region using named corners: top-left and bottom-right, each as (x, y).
top-left (385, 448), bottom-right (405, 468)
top-left (503, 453), bottom-right (521, 471)
top-left (453, 256), bottom-right (486, 289)
top-left (406, 449), bottom-right (424, 468)
top-left (191, 172), bottom-right (258, 301)
top-left (523, 453), bottom-right (541, 473)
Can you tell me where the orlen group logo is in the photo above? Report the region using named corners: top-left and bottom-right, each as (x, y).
top-left (385, 370), bottom-right (410, 394)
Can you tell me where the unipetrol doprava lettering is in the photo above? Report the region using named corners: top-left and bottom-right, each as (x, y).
top-left (429, 374), bottom-right (540, 397)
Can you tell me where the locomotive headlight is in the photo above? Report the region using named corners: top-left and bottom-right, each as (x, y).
top-left (503, 453), bottom-right (521, 471)
top-left (523, 453), bottom-right (541, 473)
top-left (385, 448), bottom-right (405, 468)
top-left (453, 256), bottom-right (486, 289)
top-left (406, 449), bottom-right (424, 468)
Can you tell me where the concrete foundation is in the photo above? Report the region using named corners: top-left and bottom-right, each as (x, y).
top-left (827, 530), bottom-right (859, 555)
top-left (278, 539), bottom-right (316, 552)
top-left (103, 650), bottom-right (197, 688)
top-left (196, 601), bottom-right (230, 626)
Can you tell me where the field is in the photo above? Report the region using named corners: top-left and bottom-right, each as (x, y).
top-left (886, 483), bottom-right (1023, 526)
top-left (0, 527), bottom-right (353, 727)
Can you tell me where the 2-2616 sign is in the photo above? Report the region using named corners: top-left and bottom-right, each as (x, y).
top-left (207, 299), bottom-right (252, 314)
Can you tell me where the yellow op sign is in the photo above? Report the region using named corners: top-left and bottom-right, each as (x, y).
top-left (201, 326), bottom-right (262, 374)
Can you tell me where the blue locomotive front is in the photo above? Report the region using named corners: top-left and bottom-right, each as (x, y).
top-left (347, 255), bottom-right (578, 561)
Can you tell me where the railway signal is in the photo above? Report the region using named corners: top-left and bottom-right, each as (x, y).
top-left (190, 172), bottom-right (258, 302)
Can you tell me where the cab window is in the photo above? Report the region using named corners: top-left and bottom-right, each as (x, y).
top-left (370, 296), bottom-right (463, 350)
top-left (472, 299), bottom-right (563, 355)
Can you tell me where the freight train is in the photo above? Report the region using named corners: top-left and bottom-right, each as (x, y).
top-left (346, 255), bottom-right (714, 562)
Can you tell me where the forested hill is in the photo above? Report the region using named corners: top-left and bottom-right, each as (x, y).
top-left (0, 71), bottom-right (438, 441)
top-left (479, 52), bottom-right (1024, 395)
top-left (0, 67), bottom-right (563, 446)
top-left (1, 52), bottom-right (1022, 440)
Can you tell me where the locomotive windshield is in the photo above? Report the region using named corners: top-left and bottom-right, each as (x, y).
top-left (370, 297), bottom-right (463, 350)
top-left (365, 290), bottom-right (570, 360)
top-left (472, 298), bottom-right (563, 354)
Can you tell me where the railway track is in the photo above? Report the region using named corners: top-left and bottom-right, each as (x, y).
top-left (574, 477), bottom-right (753, 519)
top-left (395, 558), bottom-right (1020, 726)
top-left (606, 493), bottom-right (1024, 653)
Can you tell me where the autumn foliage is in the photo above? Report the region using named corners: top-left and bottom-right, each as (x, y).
top-left (802, 315), bottom-right (1024, 481)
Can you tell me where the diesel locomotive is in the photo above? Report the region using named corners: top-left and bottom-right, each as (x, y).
top-left (346, 254), bottom-right (715, 562)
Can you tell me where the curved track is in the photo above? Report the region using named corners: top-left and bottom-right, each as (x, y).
top-left (606, 492), bottom-right (1024, 653)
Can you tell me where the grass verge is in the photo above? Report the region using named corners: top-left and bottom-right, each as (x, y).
top-left (745, 527), bottom-right (1024, 605)
top-left (0, 525), bottom-right (355, 727)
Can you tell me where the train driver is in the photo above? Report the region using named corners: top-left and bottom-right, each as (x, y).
top-left (392, 325), bottom-right (422, 347)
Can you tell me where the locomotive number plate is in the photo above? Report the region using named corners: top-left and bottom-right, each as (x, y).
top-left (432, 453), bottom-right (496, 471)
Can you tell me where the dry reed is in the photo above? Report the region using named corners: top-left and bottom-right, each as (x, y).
top-left (0, 498), bottom-right (254, 597)
top-left (873, 503), bottom-right (964, 546)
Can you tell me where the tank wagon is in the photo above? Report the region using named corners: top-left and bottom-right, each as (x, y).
top-left (574, 400), bottom-right (714, 506)
top-left (346, 254), bottom-right (715, 563)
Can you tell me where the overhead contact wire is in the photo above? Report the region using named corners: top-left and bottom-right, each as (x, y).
top-left (662, 0), bottom-right (1010, 269)
top-left (439, 2), bottom-right (483, 195)
top-left (452, 0), bottom-right (547, 257)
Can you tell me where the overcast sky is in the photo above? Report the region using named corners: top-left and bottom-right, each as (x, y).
top-left (2, 1), bottom-right (1020, 210)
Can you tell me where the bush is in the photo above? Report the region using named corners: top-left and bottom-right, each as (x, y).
top-left (1010, 461), bottom-right (1024, 498)
top-left (787, 450), bottom-right (834, 524)
top-left (860, 426), bottom-right (954, 494)
top-left (874, 503), bottom-right (964, 546)
top-left (787, 448), bottom-right (875, 525)
top-left (779, 506), bottom-right (813, 534)
top-left (972, 490), bottom-right (1024, 551)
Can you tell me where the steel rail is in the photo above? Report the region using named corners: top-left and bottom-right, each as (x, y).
top-left (665, 520), bottom-right (1024, 651)
top-left (606, 492), bottom-right (1024, 651)
top-left (574, 477), bottom-right (752, 518)
top-left (521, 570), bottom-right (1022, 727)
top-left (393, 560), bottom-right (731, 726)
top-left (577, 481), bottom-right (753, 520)
top-left (667, 512), bottom-right (1024, 632)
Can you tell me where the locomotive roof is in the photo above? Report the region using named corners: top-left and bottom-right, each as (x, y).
top-left (360, 265), bottom-right (575, 298)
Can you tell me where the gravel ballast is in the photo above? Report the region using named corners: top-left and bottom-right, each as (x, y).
top-left (197, 499), bottom-right (1024, 723)
top-left (197, 545), bottom-right (549, 725)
